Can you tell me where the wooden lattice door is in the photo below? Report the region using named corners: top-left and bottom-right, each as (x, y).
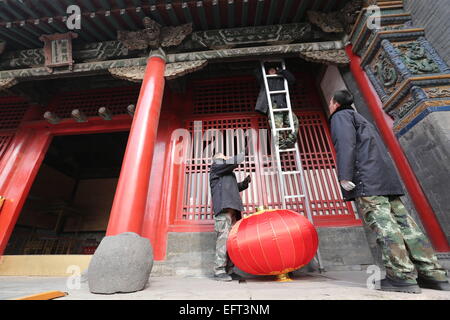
top-left (169, 76), bottom-right (360, 229)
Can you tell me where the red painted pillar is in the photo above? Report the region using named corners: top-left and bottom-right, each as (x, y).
top-left (345, 45), bottom-right (450, 252)
top-left (0, 128), bottom-right (52, 255)
top-left (106, 51), bottom-right (166, 236)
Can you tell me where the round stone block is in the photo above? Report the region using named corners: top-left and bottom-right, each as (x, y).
top-left (88, 232), bottom-right (153, 294)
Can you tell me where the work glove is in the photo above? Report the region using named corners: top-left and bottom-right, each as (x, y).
top-left (340, 180), bottom-right (356, 191)
top-left (245, 175), bottom-right (252, 184)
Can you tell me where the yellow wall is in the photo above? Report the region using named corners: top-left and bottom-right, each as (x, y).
top-left (0, 255), bottom-right (91, 276)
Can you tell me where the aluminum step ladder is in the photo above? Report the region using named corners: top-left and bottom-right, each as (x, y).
top-left (260, 59), bottom-right (324, 272)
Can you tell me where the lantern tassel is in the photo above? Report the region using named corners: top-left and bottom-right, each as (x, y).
top-left (276, 273), bottom-right (293, 282)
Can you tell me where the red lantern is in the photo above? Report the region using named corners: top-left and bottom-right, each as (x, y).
top-left (227, 208), bottom-right (318, 280)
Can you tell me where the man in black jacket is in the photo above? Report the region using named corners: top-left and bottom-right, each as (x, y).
top-left (209, 152), bottom-right (251, 281)
top-left (255, 66), bottom-right (299, 149)
top-left (329, 90), bottom-right (449, 293)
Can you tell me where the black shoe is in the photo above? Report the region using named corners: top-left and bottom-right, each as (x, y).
top-left (417, 276), bottom-right (450, 291)
top-left (229, 273), bottom-right (242, 281)
top-left (214, 273), bottom-right (232, 282)
top-left (377, 277), bottom-right (422, 294)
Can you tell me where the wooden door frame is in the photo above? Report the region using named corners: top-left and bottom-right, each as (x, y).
top-left (0, 116), bottom-right (132, 255)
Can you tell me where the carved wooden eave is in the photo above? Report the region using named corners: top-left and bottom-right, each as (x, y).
top-left (0, 40), bottom-right (344, 81)
top-left (117, 17), bottom-right (193, 51)
top-left (108, 66), bottom-right (145, 83)
top-left (0, 22), bottom-right (331, 70)
top-left (108, 60), bottom-right (208, 82)
top-left (307, 11), bottom-right (344, 33)
top-left (0, 78), bottom-right (17, 91)
top-left (164, 60), bottom-right (208, 80)
top-left (299, 49), bottom-right (350, 66)
top-left (308, 0), bottom-right (364, 34)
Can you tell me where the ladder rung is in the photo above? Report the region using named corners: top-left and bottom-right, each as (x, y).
top-left (284, 195), bottom-right (305, 199)
top-left (278, 148), bottom-right (296, 152)
top-left (269, 90), bottom-right (287, 94)
top-left (266, 74), bottom-right (283, 78)
top-left (282, 171), bottom-right (302, 175)
top-left (272, 108), bottom-right (290, 112)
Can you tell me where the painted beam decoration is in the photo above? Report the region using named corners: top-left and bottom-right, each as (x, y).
top-left (299, 49), bottom-right (350, 66)
top-left (350, 2), bottom-right (450, 135)
top-left (0, 40), bottom-right (345, 81)
top-left (191, 23), bottom-right (312, 49)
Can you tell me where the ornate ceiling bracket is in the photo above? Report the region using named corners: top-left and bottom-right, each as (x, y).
top-left (299, 49), bottom-right (350, 66)
top-left (117, 17), bottom-right (192, 51)
top-left (307, 0), bottom-right (364, 34)
top-left (164, 60), bottom-right (208, 80)
top-left (108, 60), bottom-right (208, 83)
top-left (348, 1), bottom-right (450, 135)
top-left (307, 11), bottom-right (344, 33)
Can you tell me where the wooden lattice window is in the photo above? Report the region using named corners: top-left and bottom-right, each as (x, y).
top-left (173, 74), bottom-right (359, 228)
top-left (192, 73), bottom-right (322, 115)
top-left (0, 97), bottom-right (29, 130)
top-left (181, 117), bottom-right (260, 221)
top-left (0, 96), bottom-right (29, 162)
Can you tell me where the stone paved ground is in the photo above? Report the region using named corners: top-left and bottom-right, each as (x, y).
top-left (0, 271), bottom-right (449, 300)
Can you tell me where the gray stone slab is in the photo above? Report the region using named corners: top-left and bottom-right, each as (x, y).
top-left (2, 272), bottom-right (449, 300)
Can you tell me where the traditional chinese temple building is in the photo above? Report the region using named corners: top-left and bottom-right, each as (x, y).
top-left (0, 0), bottom-right (448, 276)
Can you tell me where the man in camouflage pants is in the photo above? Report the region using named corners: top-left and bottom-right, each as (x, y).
top-left (214, 208), bottom-right (238, 278)
top-left (271, 102), bottom-right (300, 150)
top-left (209, 153), bottom-right (251, 281)
top-left (356, 196), bottom-right (448, 291)
top-left (329, 90), bottom-right (449, 293)
top-left (255, 66), bottom-right (299, 149)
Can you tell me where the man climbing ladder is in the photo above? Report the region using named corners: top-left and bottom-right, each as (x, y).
top-left (255, 62), bottom-right (299, 150)
top-left (256, 60), bottom-right (324, 271)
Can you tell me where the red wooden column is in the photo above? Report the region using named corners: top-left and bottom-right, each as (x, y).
top-left (106, 50), bottom-right (166, 236)
top-left (345, 45), bottom-right (450, 252)
top-left (0, 128), bottom-right (52, 255)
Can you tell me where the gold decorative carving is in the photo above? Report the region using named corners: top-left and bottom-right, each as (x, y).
top-left (299, 49), bottom-right (350, 66)
top-left (117, 17), bottom-right (192, 51)
top-left (0, 78), bottom-right (17, 91)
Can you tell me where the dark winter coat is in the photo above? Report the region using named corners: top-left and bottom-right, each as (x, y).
top-left (255, 69), bottom-right (296, 115)
top-left (209, 153), bottom-right (250, 219)
top-left (329, 106), bottom-right (404, 201)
